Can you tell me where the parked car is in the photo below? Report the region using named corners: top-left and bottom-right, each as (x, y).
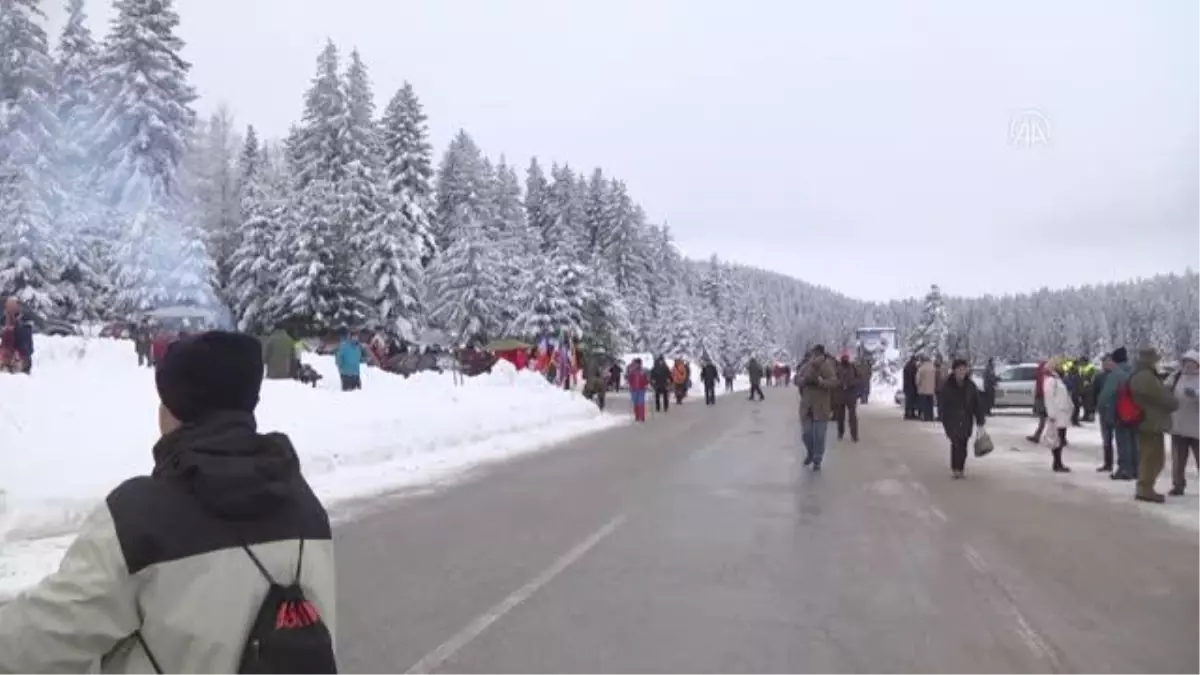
top-left (23, 310), bottom-right (79, 337)
top-left (992, 362), bottom-right (1040, 409)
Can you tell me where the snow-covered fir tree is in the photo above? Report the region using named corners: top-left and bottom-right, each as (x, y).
top-left (339, 48), bottom-right (382, 270)
top-left (544, 163), bottom-right (585, 261)
top-left (433, 129), bottom-right (486, 252)
top-left (580, 263), bottom-right (633, 354)
top-left (654, 288), bottom-right (698, 358)
top-left (511, 252), bottom-right (588, 341)
top-left (365, 195), bottom-right (425, 340)
top-left (270, 178), bottom-right (369, 333)
top-left (0, 161), bottom-right (63, 312)
top-left (51, 0), bottom-right (109, 318)
top-left (379, 82), bottom-right (436, 266)
top-left (524, 157), bottom-right (553, 254)
top-left (53, 0), bottom-right (97, 171)
top-left (426, 208), bottom-right (505, 343)
top-left (0, 0), bottom-right (66, 314)
top-left (280, 39), bottom-right (369, 327)
top-left (906, 284), bottom-right (950, 360)
top-left (290, 40), bottom-right (349, 190)
top-left (90, 0), bottom-right (195, 208)
top-left (87, 0), bottom-right (213, 314)
top-left (184, 107), bottom-right (240, 303)
top-left (226, 134), bottom-right (278, 332)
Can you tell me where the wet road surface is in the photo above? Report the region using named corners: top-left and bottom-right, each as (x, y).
top-left (335, 387), bottom-right (1198, 673)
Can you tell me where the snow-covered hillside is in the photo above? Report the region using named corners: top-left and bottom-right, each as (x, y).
top-left (0, 337), bottom-right (621, 598)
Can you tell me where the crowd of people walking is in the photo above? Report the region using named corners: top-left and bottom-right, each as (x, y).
top-left (898, 346), bottom-right (1200, 499)
top-left (1028, 347), bottom-right (1199, 503)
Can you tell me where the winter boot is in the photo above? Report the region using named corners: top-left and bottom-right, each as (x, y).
top-left (1052, 447), bottom-right (1071, 473)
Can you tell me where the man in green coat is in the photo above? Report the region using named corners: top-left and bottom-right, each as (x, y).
top-left (798, 345), bottom-right (839, 471)
top-left (263, 327), bottom-right (297, 380)
top-left (1129, 347), bottom-right (1179, 503)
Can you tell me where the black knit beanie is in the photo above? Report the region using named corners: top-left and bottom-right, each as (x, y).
top-left (1111, 347), bottom-right (1128, 364)
top-left (155, 331), bottom-right (264, 424)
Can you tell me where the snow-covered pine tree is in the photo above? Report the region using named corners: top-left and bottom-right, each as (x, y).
top-left (906, 283), bottom-right (950, 360)
top-left (426, 208), bottom-right (505, 343)
top-left (236, 124), bottom-right (259, 192)
top-left (510, 252), bottom-right (588, 342)
top-left (89, 0), bottom-right (212, 315)
top-left (524, 157), bottom-right (553, 254)
top-left (476, 156), bottom-right (498, 240)
top-left (0, 0), bottom-right (58, 154)
top-left (183, 107), bottom-right (240, 305)
top-left (483, 155), bottom-right (531, 330)
top-left (271, 178), bottom-right (369, 334)
top-left (544, 163), bottom-right (585, 262)
top-left (90, 0), bottom-right (194, 208)
top-left (654, 288), bottom-right (698, 359)
top-left (0, 0), bottom-right (72, 315)
top-left (53, 0), bottom-right (97, 173)
top-left (290, 40), bottom-right (349, 190)
top-left (365, 193), bottom-right (425, 340)
top-left (492, 157), bottom-right (529, 251)
top-left (227, 133), bottom-right (277, 333)
top-left (53, 0), bottom-right (109, 318)
top-left (595, 179), bottom-right (633, 284)
top-left (581, 168), bottom-right (608, 260)
top-left (379, 82), bottom-right (437, 266)
top-left (433, 129), bottom-right (486, 253)
top-left (580, 263), bottom-right (633, 355)
top-left (0, 161), bottom-right (64, 313)
top-left (340, 48), bottom-right (382, 273)
top-left (281, 40), bottom-right (371, 329)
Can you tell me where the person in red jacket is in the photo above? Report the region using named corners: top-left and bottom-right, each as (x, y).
top-left (626, 358), bottom-right (649, 422)
top-left (149, 330), bottom-right (173, 368)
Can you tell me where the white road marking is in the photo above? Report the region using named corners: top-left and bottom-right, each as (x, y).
top-left (908, 480), bottom-right (928, 496)
top-left (962, 544), bottom-right (988, 572)
top-left (405, 514), bottom-right (627, 674)
top-left (961, 543), bottom-right (1059, 667)
top-left (1008, 603), bottom-right (1055, 664)
top-left (929, 505), bottom-right (948, 522)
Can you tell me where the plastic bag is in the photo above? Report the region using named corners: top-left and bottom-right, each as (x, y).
top-left (973, 430), bottom-right (994, 457)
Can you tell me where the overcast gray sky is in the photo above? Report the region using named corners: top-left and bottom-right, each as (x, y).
top-left (49, 0), bottom-right (1199, 302)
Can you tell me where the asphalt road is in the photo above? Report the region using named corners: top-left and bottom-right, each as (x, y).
top-left (334, 386), bottom-right (1198, 673)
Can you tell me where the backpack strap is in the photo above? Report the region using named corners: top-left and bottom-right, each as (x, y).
top-left (239, 537), bottom-right (305, 586)
top-left (135, 629), bottom-right (164, 674)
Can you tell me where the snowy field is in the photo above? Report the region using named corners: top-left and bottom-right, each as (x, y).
top-left (0, 337), bottom-right (625, 599)
top-left (905, 407), bottom-right (1200, 531)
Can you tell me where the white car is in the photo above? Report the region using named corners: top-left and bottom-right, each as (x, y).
top-left (992, 363), bottom-right (1040, 409)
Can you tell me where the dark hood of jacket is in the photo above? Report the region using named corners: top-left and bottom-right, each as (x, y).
top-left (152, 411), bottom-right (303, 520)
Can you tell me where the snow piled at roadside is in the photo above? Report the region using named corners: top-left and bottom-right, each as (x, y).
top-left (0, 336), bottom-right (621, 598)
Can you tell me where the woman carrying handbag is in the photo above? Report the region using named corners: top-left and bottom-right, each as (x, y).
top-left (940, 358), bottom-right (988, 478)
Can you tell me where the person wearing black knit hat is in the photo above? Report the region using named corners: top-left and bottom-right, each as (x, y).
top-left (155, 330), bottom-right (265, 430)
top-left (0, 331), bottom-right (338, 672)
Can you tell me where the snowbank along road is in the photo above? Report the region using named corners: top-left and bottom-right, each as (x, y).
top-left (334, 391), bottom-right (1197, 673)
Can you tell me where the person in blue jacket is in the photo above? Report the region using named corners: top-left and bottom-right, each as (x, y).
top-left (334, 328), bottom-right (363, 391)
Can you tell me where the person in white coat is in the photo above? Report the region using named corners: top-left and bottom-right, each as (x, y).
top-left (1042, 357), bottom-right (1075, 472)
